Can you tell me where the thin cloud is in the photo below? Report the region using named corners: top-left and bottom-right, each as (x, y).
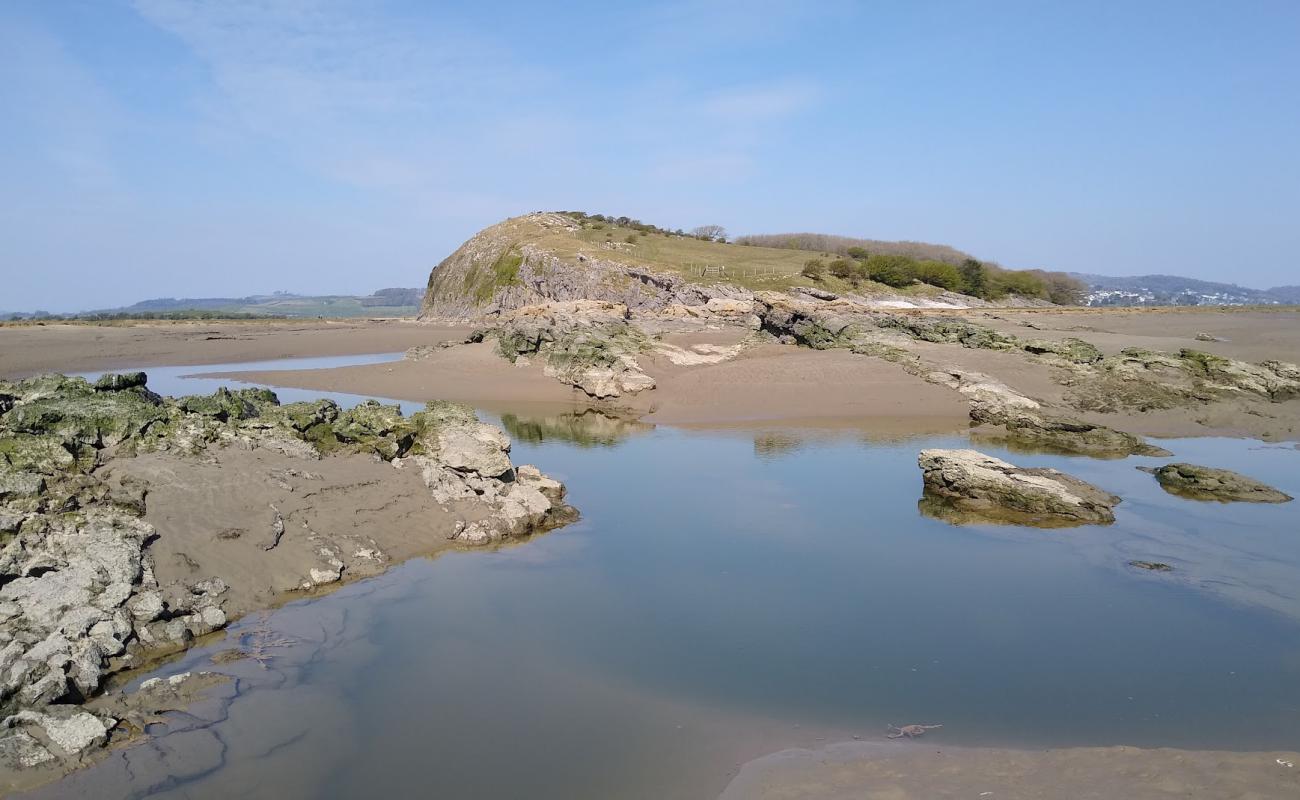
top-left (702, 80), bottom-right (822, 121)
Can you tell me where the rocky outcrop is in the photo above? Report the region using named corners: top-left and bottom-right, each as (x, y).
top-left (419, 213), bottom-right (748, 322)
top-left (1140, 463), bottom-right (1293, 503)
top-left (918, 449), bottom-right (1120, 526)
top-left (480, 301), bottom-right (657, 399)
top-left (0, 372), bottom-right (575, 772)
top-left (1067, 348), bottom-right (1300, 413)
top-left (969, 401), bottom-right (1171, 458)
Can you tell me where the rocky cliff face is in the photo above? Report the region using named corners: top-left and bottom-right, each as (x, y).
top-left (418, 213), bottom-right (747, 322)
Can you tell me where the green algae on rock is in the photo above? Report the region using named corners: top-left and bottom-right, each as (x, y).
top-left (1140, 463), bottom-right (1293, 503)
top-left (0, 371), bottom-right (577, 775)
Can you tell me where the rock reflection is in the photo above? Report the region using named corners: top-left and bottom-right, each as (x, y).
top-left (499, 409), bottom-right (652, 448)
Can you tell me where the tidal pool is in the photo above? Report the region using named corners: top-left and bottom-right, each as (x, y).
top-left (37, 359), bottom-right (1300, 798)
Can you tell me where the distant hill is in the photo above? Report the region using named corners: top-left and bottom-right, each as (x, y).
top-left (419, 211), bottom-right (1081, 320)
top-left (1071, 273), bottom-right (1297, 307)
top-left (1, 288), bottom-right (424, 321)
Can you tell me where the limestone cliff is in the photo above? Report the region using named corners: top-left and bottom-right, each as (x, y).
top-left (419, 213), bottom-right (742, 322)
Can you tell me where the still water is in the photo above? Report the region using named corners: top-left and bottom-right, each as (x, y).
top-left (41, 356), bottom-right (1300, 798)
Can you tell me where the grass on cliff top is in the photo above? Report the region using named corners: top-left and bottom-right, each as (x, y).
top-left (521, 219), bottom-right (945, 298)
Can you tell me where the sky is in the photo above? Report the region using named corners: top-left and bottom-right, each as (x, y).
top-left (2, 0), bottom-right (1298, 312)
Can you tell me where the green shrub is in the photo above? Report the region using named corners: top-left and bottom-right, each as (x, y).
top-left (845, 246), bottom-right (869, 259)
top-left (801, 259), bottom-right (826, 280)
top-left (959, 259), bottom-right (988, 298)
top-left (866, 254), bottom-right (917, 288)
top-left (827, 259), bottom-right (855, 280)
top-left (989, 270), bottom-right (1047, 298)
top-left (913, 260), bottom-right (962, 290)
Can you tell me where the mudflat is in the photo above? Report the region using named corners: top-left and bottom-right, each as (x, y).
top-left (8, 306), bottom-right (1289, 441)
top-left (720, 740), bottom-right (1300, 799)
top-left (0, 318), bottom-right (465, 378)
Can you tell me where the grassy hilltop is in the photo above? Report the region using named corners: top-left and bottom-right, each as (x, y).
top-left (423, 211), bottom-right (1084, 319)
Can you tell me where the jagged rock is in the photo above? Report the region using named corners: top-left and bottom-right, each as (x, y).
top-left (1178, 349), bottom-right (1300, 402)
top-left (0, 465), bottom-right (44, 500)
top-left (486, 303), bottom-right (656, 398)
top-left (4, 708), bottom-right (112, 756)
top-left (0, 728), bottom-right (55, 768)
top-left (876, 316), bottom-right (1019, 350)
top-left (1140, 463), bottom-right (1293, 503)
top-left (93, 372), bottom-right (148, 392)
top-left (918, 449), bottom-right (1120, 525)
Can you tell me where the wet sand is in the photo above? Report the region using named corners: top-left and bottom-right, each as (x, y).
top-left (102, 447), bottom-right (481, 623)
top-left (3, 311), bottom-right (1297, 439)
top-left (0, 318), bottom-right (464, 378)
top-left (198, 341), bottom-right (973, 430)
top-left (720, 739), bottom-right (1300, 799)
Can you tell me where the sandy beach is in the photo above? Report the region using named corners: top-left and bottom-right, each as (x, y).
top-left (7, 308), bottom-right (1290, 441)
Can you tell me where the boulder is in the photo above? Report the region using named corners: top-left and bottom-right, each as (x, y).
top-left (918, 449), bottom-right (1120, 526)
top-left (1141, 463), bottom-right (1292, 503)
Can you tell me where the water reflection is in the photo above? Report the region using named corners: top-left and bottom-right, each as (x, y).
top-left (35, 361), bottom-right (1300, 799)
top-left (499, 409), bottom-right (653, 448)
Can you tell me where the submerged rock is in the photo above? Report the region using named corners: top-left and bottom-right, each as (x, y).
top-left (1140, 463), bottom-right (1293, 503)
top-left (918, 449), bottom-right (1120, 526)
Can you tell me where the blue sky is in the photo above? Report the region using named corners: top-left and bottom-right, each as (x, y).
top-left (3, 0), bottom-right (1298, 311)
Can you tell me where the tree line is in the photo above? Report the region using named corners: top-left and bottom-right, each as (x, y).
top-left (800, 252), bottom-right (1085, 304)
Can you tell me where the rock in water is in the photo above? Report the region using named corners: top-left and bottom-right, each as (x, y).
top-left (917, 449), bottom-right (1120, 526)
top-left (1141, 463), bottom-right (1292, 503)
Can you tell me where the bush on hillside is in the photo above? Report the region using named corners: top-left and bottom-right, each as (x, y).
top-left (913, 260), bottom-right (963, 290)
top-left (866, 254), bottom-right (917, 288)
top-left (827, 259), bottom-right (856, 281)
top-left (801, 259), bottom-right (826, 280)
top-left (960, 259), bottom-right (989, 298)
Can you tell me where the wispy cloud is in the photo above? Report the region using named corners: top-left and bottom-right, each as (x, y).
top-left (702, 80), bottom-right (821, 121)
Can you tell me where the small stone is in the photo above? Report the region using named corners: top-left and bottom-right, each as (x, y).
top-left (1129, 561), bottom-right (1174, 572)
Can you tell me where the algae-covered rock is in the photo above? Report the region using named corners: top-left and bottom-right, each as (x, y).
top-left (1141, 463), bottom-right (1292, 503)
top-left (970, 401), bottom-right (1170, 458)
top-left (0, 435), bottom-right (76, 474)
top-left (5, 384), bottom-right (168, 452)
top-left (877, 316), bottom-right (1019, 350)
top-left (1022, 337), bottom-right (1103, 364)
top-left (1178, 349), bottom-right (1300, 402)
top-left (0, 464), bottom-right (45, 500)
top-left (918, 448), bottom-right (1120, 526)
top-left (331, 400), bottom-right (414, 460)
top-left (178, 387), bottom-right (276, 422)
top-left (93, 372), bottom-right (148, 392)
top-left (488, 304), bottom-right (656, 398)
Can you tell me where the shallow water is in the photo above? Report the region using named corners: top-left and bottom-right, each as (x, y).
top-left (38, 359), bottom-right (1300, 798)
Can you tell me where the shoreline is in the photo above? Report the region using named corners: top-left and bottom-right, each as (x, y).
top-left (720, 739), bottom-right (1300, 799)
top-left (3, 309), bottom-right (1300, 796)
